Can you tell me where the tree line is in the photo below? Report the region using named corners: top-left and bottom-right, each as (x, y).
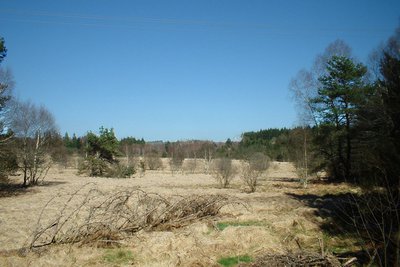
top-left (289, 27), bottom-right (399, 266)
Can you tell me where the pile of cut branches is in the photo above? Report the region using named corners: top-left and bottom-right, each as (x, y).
top-left (29, 185), bottom-right (244, 248)
top-left (239, 252), bottom-right (343, 267)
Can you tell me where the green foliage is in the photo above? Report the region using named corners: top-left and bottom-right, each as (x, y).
top-left (0, 37), bottom-right (6, 63)
top-left (87, 127), bottom-right (120, 162)
top-left (236, 128), bottom-right (291, 160)
top-left (80, 127), bottom-right (123, 177)
top-left (349, 32), bottom-right (399, 265)
top-left (103, 249), bottom-right (134, 265)
top-left (114, 164), bottom-right (136, 178)
top-left (242, 128), bottom-right (290, 143)
top-left (289, 29), bottom-right (400, 266)
top-left (217, 255), bottom-right (253, 266)
top-left (120, 136), bottom-right (145, 145)
top-left (355, 43), bottom-right (400, 189)
top-left (79, 156), bottom-right (109, 177)
top-left (110, 164), bottom-right (135, 178)
top-left (79, 157), bottom-right (135, 178)
top-left (63, 132), bottom-right (82, 152)
top-left (311, 56), bottom-right (368, 181)
top-left (0, 144), bottom-right (18, 182)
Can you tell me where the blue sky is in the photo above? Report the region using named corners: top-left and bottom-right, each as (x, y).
top-left (1, 0), bottom-right (399, 141)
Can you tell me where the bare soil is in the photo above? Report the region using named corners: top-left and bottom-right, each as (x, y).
top-left (0, 161), bottom-right (358, 266)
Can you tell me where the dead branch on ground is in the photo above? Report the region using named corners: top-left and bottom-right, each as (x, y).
top-left (239, 252), bottom-right (342, 267)
top-left (29, 186), bottom-right (245, 249)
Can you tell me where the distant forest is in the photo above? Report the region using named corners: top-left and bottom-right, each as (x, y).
top-left (61, 127), bottom-right (301, 162)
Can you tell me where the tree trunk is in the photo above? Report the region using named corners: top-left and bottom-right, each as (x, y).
top-left (125, 144), bottom-right (129, 167)
top-left (23, 164), bottom-right (27, 186)
top-left (345, 112), bottom-right (352, 181)
top-left (304, 127), bottom-right (308, 188)
top-left (32, 133), bottom-right (40, 185)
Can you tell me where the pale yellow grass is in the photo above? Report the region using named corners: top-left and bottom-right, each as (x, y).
top-left (0, 161), bottom-right (331, 266)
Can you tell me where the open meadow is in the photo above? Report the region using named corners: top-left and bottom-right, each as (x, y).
top-left (1, 3), bottom-right (399, 266)
top-left (0, 160), bottom-right (359, 266)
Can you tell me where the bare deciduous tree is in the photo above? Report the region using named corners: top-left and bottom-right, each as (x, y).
top-left (201, 141), bottom-right (215, 174)
top-left (169, 143), bottom-right (185, 175)
top-left (9, 100), bottom-right (58, 186)
top-left (183, 158), bottom-right (197, 174)
top-left (289, 39), bottom-right (352, 126)
top-left (288, 127), bottom-right (317, 188)
top-left (241, 153), bottom-right (270, 192)
top-left (0, 68), bottom-right (16, 181)
top-left (212, 157), bottom-right (236, 188)
top-left (144, 151), bottom-right (163, 170)
top-left (289, 39), bottom-right (354, 185)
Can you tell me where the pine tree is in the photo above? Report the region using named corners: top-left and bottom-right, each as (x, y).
top-left (311, 56), bottom-right (367, 181)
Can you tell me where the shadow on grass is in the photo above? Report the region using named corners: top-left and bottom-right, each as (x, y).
top-left (0, 181), bottom-right (67, 198)
top-left (0, 183), bottom-right (31, 197)
top-left (268, 177), bottom-right (347, 185)
top-left (268, 177), bottom-right (301, 183)
top-left (38, 181), bottom-right (68, 187)
top-left (286, 193), bottom-right (369, 264)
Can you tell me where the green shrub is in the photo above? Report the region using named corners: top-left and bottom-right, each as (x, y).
top-left (0, 150), bottom-right (18, 183)
top-left (79, 157), bottom-right (135, 178)
top-left (78, 156), bottom-right (109, 177)
top-left (109, 164), bottom-right (135, 178)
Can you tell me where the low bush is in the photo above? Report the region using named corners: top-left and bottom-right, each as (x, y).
top-left (78, 156), bottom-right (135, 178)
top-left (212, 157), bottom-right (236, 188)
top-left (183, 158), bottom-right (197, 174)
top-left (144, 152), bottom-right (163, 170)
top-left (109, 164), bottom-right (135, 178)
top-left (241, 153), bottom-right (270, 192)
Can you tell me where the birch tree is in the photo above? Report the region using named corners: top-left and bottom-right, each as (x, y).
top-left (10, 100), bottom-right (58, 186)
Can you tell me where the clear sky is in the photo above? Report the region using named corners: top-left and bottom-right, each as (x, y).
top-left (1, 0), bottom-right (399, 141)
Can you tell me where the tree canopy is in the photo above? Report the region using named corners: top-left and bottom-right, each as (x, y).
top-left (0, 37), bottom-right (6, 63)
top-left (86, 127), bottom-right (119, 163)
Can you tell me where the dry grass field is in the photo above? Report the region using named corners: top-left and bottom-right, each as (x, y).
top-left (0, 160), bottom-right (359, 266)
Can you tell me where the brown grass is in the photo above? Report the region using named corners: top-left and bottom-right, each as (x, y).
top-left (0, 161), bottom-right (355, 266)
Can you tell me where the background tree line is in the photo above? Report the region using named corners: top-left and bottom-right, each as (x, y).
top-left (58, 127), bottom-right (308, 165)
